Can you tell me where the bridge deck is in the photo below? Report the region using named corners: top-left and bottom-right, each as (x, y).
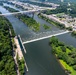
top-left (0, 9), bottom-right (46, 16)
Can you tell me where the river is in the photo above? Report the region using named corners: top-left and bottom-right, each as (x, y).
top-left (0, 4), bottom-right (76, 75)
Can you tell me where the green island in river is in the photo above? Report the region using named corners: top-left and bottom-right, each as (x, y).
top-left (38, 13), bottom-right (65, 29)
top-left (50, 36), bottom-right (76, 75)
top-left (4, 6), bottom-right (40, 32)
top-left (43, 24), bottom-right (51, 30)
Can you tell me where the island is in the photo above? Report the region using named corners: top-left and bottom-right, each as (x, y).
top-left (4, 6), bottom-right (40, 32)
top-left (50, 36), bottom-right (76, 75)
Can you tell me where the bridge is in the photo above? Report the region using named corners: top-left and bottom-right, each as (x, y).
top-left (0, 8), bottom-right (49, 16)
top-left (22, 30), bottom-right (69, 44)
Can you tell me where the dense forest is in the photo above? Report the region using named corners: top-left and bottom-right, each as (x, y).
top-left (50, 37), bottom-right (76, 75)
top-left (0, 15), bottom-right (16, 74)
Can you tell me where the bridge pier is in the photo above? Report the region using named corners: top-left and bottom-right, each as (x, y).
top-left (31, 12), bottom-right (34, 18)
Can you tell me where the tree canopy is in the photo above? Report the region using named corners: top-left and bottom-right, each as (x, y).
top-left (0, 15), bottom-right (16, 74)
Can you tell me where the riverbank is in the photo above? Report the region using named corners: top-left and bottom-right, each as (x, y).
top-left (71, 31), bottom-right (76, 37)
top-left (4, 6), bottom-right (40, 32)
top-left (38, 13), bottom-right (76, 36)
top-left (13, 36), bottom-right (26, 75)
top-left (38, 13), bottom-right (66, 29)
top-left (0, 6), bottom-right (28, 74)
top-left (0, 11), bottom-right (23, 75)
top-left (14, 36), bottom-right (23, 60)
top-left (17, 35), bottom-right (28, 72)
top-left (38, 13), bottom-right (76, 31)
top-left (50, 36), bottom-right (76, 75)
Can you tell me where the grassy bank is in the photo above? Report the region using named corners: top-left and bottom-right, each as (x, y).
top-left (60, 60), bottom-right (76, 75)
top-left (16, 54), bottom-right (25, 75)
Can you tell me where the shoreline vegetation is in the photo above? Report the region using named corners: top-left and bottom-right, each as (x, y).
top-left (13, 35), bottom-right (25, 75)
top-left (50, 36), bottom-right (76, 75)
top-left (38, 13), bottom-right (76, 38)
top-left (4, 6), bottom-right (76, 36)
top-left (17, 57), bottom-right (25, 75)
top-left (0, 11), bottom-right (25, 75)
top-left (16, 14), bottom-right (40, 32)
top-left (0, 14), bottom-right (16, 74)
top-left (43, 24), bottom-right (51, 30)
top-left (38, 13), bottom-right (66, 29)
top-left (71, 31), bottom-right (76, 37)
top-left (1, 3), bottom-right (76, 75)
top-left (16, 50), bottom-right (25, 75)
top-left (4, 6), bottom-right (40, 32)
top-left (4, 6), bottom-right (51, 31)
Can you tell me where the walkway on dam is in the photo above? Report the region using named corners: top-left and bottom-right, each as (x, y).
top-left (23, 30), bottom-right (69, 44)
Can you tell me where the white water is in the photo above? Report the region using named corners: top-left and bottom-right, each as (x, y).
top-left (23, 31), bottom-right (69, 44)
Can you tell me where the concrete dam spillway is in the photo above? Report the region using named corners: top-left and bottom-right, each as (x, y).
top-left (22, 30), bottom-right (69, 44)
